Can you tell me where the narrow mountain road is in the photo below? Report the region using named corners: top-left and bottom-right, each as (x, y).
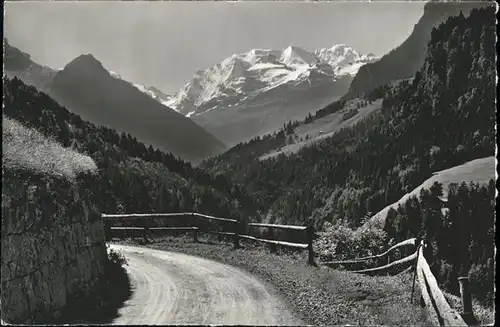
top-left (109, 244), bottom-right (302, 325)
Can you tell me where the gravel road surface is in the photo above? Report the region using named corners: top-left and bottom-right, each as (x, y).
top-left (109, 244), bottom-right (303, 325)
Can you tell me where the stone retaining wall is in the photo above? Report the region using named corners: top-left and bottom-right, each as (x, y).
top-left (1, 172), bottom-right (108, 323)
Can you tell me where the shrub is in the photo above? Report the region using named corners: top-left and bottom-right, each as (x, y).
top-left (106, 246), bottom-right (128, 268)
top-left (314, 221), bottom-right (387, 261)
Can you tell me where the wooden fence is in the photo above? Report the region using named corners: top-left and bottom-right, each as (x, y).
top-left (103, 212), bottom-right (479, 325)
top-left (321, 238), bottom-right (475, 326)
top-left (102, 212), bottom-right (315, 265)
top-left (321, 237), bottom-right (417, 273)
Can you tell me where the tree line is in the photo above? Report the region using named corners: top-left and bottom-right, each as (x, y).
top-left (385, 180), bottom-right (495, 303)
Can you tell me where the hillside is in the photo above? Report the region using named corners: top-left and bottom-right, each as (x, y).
top-left (345, 0), bottom-right (488, 99)
top-left (3, 42), bottom-right (225, 163)
top-left (3, 76), bottom-right (256, 221)
top-left (133, 84), bottom-right (174, 110)
top-left (359, 156), bottom-right (496, 232)
top-left (49, 54), bottom-right (225, 163)
top-left (3, 38), bottom-right (57, 91)
top-left (3, 117), bottom-right (97, 180)
top-left (204, 5), bottom-right (495, 304)
top-left (259, 99), bottom-right (383, 160)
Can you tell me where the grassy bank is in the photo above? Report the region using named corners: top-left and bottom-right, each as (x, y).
top-left (2, 117), bottom-right (97, 180)
top-left (115, 236), bottom-right (429, 326)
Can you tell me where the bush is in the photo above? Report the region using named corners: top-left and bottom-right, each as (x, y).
top-left (106, 245), bottom-right (128, 268)
top-left (314, 221), bottom-right (387, 261)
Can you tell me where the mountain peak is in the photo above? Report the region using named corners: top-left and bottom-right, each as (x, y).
top-left (168, 43), bottom-right (378, 118)
top-left (329, 44), bottom-right (352, 50)
top-left (63, 53), bottom-right (105, 73)
top-left (280, 45), bottom-right (316, 66)
top-left (313, 44), bottom-right (377, 71)
top-left (283, 45), bottom-right (304, 52)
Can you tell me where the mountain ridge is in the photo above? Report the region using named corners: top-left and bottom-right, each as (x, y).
top-left (166, 44), bottom-right (378, 146)
top-left (3, 42), bottom-right (226, 163)
top-left (344, 0), bottom-right (490, 99)
top-left (167, 44), bottom-right (378, 116)
top-left (49, 53), bottom-right (226, 162)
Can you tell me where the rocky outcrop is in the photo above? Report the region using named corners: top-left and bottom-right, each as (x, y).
top-left (1, 171), bottom-right (108, 323)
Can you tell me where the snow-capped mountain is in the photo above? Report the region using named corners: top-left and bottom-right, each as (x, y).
top-left (132, 84), bottom-right (177, 111)
top-left (104, 69), bottom-right (177, 111)
top-left (165, 44), bottom-right (378, 145)
top-left (167, 44), bottom-right (377, 116)
top-left (314, 44), bottom-right (378, 77)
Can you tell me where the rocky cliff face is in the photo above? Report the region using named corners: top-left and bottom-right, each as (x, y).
top-left (1, 171), bottom-right (108, 323)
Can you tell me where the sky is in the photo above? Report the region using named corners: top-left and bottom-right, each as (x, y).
top-left (4, 1), bottom-right (426, 94)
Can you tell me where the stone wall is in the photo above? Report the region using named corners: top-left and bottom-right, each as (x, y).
top-left (1, 171), bottom-right (108, 323)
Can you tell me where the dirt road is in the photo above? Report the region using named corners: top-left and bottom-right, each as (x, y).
top-left (109, 244), bottom-right (302, 325)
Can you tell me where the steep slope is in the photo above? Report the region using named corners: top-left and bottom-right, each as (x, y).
top-left (3, 116), bottom-right (97, 179)
top-left (167, 45), bottom-right (377, 146)
top-left (133, 84), bottom-right (176, 110)
top-left (345, 0), bottom-right (488, 99)
top-left (47, 54), bottom-right (225, 163)
top-left (3, 38), bottom-right (57, 90)
top-left (259, 98), bottom-right (383, 161)
top-left (359, 156), bottom-right (496, 232)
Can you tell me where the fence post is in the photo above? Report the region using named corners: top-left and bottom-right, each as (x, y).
top-left (143, 219), bottom-right (150, 244)
top-left (193, 228), bottom-right (198, 243)
top-left (268, 227), bottom-right (277, 253)
top-left (458, 276), bottom-right (476, 324)
top-left (233, 220), bottom-right (240, 249)
top-left (410, 240), bottom-right (424, 303)
top-left (307, 225), bottom-right (316, 266)
top-left (386, 252), bottom-right (391, 276)
top-left (103, 215), bottom-right (111, 242)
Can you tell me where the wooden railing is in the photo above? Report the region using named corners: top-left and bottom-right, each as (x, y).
top-left (415, 243), bottom-right (468, 326)
top-left (321, 238), bottom-right (417, 272)
top-left (321, 238), bottom-right (475, 326)
top-left (102, 212), bottom-right (316, 265)
top-left (104, 211), bottom-right (481, 325)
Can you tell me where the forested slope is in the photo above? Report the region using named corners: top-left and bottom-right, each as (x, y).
top-left (3, 77), bottom-right (256, 221)
top-left (204, 5), bottom-right (496, 303)
top-left (204, 6), bottom-right (495, 231)
top-left (345, 0), bottom-right (488, 99)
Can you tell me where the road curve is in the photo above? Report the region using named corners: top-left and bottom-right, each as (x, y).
top-left (109, 244), bottom-right (302, 325)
